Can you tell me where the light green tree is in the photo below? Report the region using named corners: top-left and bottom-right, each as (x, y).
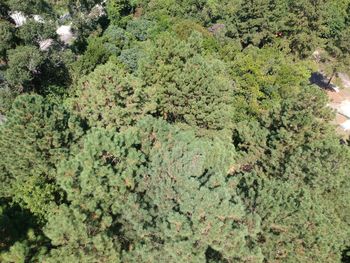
top-left (42, 117), bottom-right (262, 262)
top-left (70, 61), bottom-right (143, 130)
top-left (229, 46), bottom-right (312, 121)
top-left (0, 94), bottom-right (79, 218)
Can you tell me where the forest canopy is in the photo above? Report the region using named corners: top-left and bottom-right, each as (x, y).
top-left (1, 0), bottom-right (350, 262)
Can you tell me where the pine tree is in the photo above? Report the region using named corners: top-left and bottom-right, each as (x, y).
top-left (233, 0), bottom-right (274, 48)
top-left (234, 86), bottom-right (350, 262)
top-left (42, 117), bottom-right (263, 262)
top-left (70, 61), bottom-right (143, 130)
top-left (0, 20), bottom-right (16, 61)
top-left (0, 94), bottom-right (79, 218)
top-left (139, 32), bottom-right (236, 130)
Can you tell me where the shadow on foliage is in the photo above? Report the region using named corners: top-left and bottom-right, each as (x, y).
top-left (206, 246), bottom-right (226, 263)
top-left (0, 199), bottom-right (39, 251)
top-left (342, 247), bottom-right (350, 263)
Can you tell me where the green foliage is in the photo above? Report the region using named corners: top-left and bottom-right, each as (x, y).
top-left (172, 19), bottom-right (220, 52)
top-left (0, 3), bottom-right (10, 19)
top-left (67, 0), bottom-right (102, 15)
top-left (41, 117), bottom-right (262, 262)
top-left (139, 32), bottom-right (235, 130)
top-left (102, 25), bottom-right (130, 55)
top-left (1, 0), bottom-right (350, 262)
top-left (234, 86), bottom-right (350, 262)
top-left (118, 46), bottom-right (142, 72)
top-left (323, 1), bottom-right (350, 69)
top-left (281, 0), bottom-right (323, 57)
top-left (0, 86), bottom-right (17, 114)
top-left (5, 46), bottom-right (45, 91)
top-left (0, 228), bottom-right (48, 263)
top-left (70, 61), bottom-right (143, 129)
top-left (229, 46), bottom-right (312, 120)
top-left (5, 0), bottom-right (53, 15)
top-left (37, 48), bottom-right (75, 93)
top-left (322, 0), bottom-right (348, 40)
top-left (233, 0), bottom-right (274, 48)
top-left (0, 201), bottom-right (39, 251)
top-left (0, 20), bottom-right (16, 60)
top-left (135, 0), bottom-right (238, 26)
top-left (126, 18), bottom-right (156, 41)
top-left (106, 0), bottom-right (133, 25)
top-left (18, 19), bottom-right (56, 45)
top-left (43, 204), bottom-right (121, 263)
top-left (71, 36), bottom-right (111, 82)
top-left (0, 94), bottom-right (77, 218)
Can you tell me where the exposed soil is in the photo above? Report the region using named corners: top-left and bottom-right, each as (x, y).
top-left (323, 73), bottom-right (350, 136)
top-left (338, 72), bottom-right (350, 88)
top-left (310, 68), bottom-right (350, 136)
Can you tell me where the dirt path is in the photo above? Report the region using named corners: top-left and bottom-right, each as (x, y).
top-left (324, 72), bottom-right (350, 136)
top-left (338, 73), bottom-right (350, 88)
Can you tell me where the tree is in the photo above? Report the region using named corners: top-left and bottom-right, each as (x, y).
top-left (0, 20), bottom-right (16, 61)
top-left (67, 0), bottom-right (102, 16)
top-left (233, 86), bottom-right (350, 262)
top-left (278, 0), bottom-right (320, 57)
top-left (0, 200), bottom-right (48, 263)
top-left (0, 94), bottom-right (80, 218)
top-left (102, 25), bottom-right (130, 55)
top-left (106, 0), bottom-right (133, 25)
top-left (0, 201), bottom-right (38, 251)
top-left (139, 32), bottom-right (235, 130)
top-left (70, 61), bottom-right (143, 130)
top-left (233, 0), bottom-right (275, 48)
top-left (229, 46), bottom-right (312, 121)
top-left (321, 1), bottom-right (350, 86)
top-left (126, 18), bottom-right (156, 41)
top-left (0, 85), bottom-right (17, 114)
top-left (71, 36), bottom-right (110, 82)
top-left (0, 2), bottom-right (10, 20)
top-left (18, 19), bottom-right (56, 46)
top-left (41, 117), bottom-right (263, 262)
top-left (5, 0), bottom-right (53, 16)
top-left (5, 46), bottom-right (45, 91)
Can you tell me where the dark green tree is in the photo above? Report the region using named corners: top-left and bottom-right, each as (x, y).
top-left (5, 46), bottom-right (45, 91)
top-left (234, 86), bottom-right (350, 262)
top-left (106, 0), bottom-right (133, 25)
top-left (233, 0), bottom-right (275, 48)
top-left (71, 36), bottom-right (110, 82)
top-left (6, 0), bottom-right (53, 16)
top-left (282, 0), bottom-right (326, 57)
top-left (0, 20), bottom-right (16, 61)
top-left (18, 19), bottom-right (56, 46)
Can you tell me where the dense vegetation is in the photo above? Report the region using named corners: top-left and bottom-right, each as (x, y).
top-left (1, 0), bottom-right (350, 262)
